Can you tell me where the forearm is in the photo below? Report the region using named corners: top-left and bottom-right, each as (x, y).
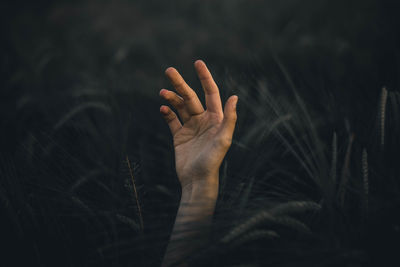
top-left (162, 178), bottom-right (219, 266)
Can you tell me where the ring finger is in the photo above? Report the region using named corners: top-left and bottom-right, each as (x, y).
top-left (160, 89), bottom-right (191, 122)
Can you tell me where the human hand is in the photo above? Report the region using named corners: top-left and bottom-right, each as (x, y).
top-left (160, 60), bottom-right (238, 191)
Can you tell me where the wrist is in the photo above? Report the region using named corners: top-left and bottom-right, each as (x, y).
top-left (179, 169), bottom-right (219, 188)
top-left (181, 176), bottom-right (219, 202)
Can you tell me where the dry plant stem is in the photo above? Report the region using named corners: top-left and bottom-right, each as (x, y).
top-left (330, 132), bottom-right (337, 185)
top-left (162, 179), bottom-right (219, 267)
top-left (380, 87), bottom-right (388, 148)
top-left (126, 155), bottom-right (144, 231)
top-left (362, 149), bottom-right (369, 215)
top-left (339, 133), bottom-right (355, 206)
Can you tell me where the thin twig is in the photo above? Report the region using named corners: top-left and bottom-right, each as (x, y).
top-left (330, 132), bottom-right (337, 185)
top-left (338, 133), bottom-right (355, 206)
top-left (380, 87), bottom-right (388, 148)
top-left (362, 148), bottom-right (369, 216)
top-left (126, 155), bottom-right (144, 231)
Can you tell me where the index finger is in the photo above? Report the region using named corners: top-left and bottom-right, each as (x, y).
top-left (194, 60), bottom-right (223, 114)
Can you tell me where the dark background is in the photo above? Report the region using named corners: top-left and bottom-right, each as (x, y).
top-left (2, 0), bottom-right (400, 266)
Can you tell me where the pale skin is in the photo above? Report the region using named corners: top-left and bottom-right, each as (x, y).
top-left (159, 60), bottom-right (238, 266)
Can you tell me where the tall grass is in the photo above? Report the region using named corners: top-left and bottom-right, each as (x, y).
top-left (4, 0), bottom-right (400, 266)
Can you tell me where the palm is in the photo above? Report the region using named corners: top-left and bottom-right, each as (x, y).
top-left (174, 112), bottom-right (224, 183)
top-left (159, 60), bottom-right (238, 187)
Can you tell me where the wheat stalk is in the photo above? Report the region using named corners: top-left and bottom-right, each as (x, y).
top-left (71, 196), bottom-right (93, 215)
top-left (221, 211), bottom-right (273, 243)
top-left (230, 264), bottom-right (259, 267)
top-left (330, 132), bottom-right (337, 185)
top-left (362, 148), bottom-right (369, 215)
top-left (116, 213), bottom-right (140, 232)
top-left (338, 133), bottom-right (355, 206)
top-left (380, 87), bottom-right (388, 148)
top-left (272, 216), bottom-right (312, 235)
top-left (230, 230), bottom-right (279, 248)
top-left (270, 201), bottom-right (321, 216)
top-left (221, 211), bottom-right (312, 244)
top-left (126, 155), bottom-right (144, 231)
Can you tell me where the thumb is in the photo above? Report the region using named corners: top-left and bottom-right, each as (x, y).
top-left (219, 95), bottom-right (238, 145)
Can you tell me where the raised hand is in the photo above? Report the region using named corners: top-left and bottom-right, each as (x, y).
top-left (160, 60), bottom-right (238, 266)
top-left (160, 60), bottom-right (238, 190)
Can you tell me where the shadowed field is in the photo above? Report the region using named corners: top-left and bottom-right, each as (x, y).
top-left (2, 0), bottom-right (400, 266)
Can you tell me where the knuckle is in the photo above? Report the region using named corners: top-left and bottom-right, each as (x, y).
top-left (222, 137), bottom-right (233, 147)
top-left (231, 113), bottom-right (237, 121)
top-left (199, 75), bottom-right (209, 82)
top-left (174, 81), bottom-right (184, 88)
top-left (227, 112), bottom-right (237, 122)
top-left (166, 115), bottom-right (175, 123)
top-left (181, 90), bottom-right (194, 100)
top-left (163, 91), bottom-right (172, 100)
top-left (210, 112), bottom-right (224, 123)
top-left (216, 135), bottom-right (232, 148)
top-left (162, 110), bottom-right (174, 121)
top-left (174, 81), bottom-right (188, 93)
top-left (174, 100), bottom-right (185, 110)
top-left (182, 94), bottom-right (195, 103)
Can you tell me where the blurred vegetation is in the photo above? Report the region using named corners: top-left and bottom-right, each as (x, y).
top-left (2, 0), bottom-right (400, 266)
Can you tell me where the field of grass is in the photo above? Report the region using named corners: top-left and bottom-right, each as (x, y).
top-left (2, 0), bottom-right (400, 266)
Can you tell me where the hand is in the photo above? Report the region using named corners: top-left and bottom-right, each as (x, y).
top-left (159, 60), bottom-right (238, 190)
